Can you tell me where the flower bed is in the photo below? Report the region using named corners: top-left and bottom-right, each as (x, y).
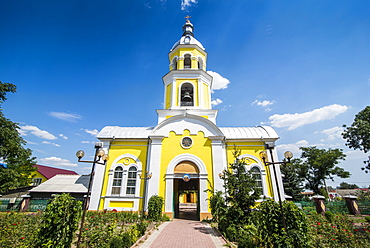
top-left (0, 210), bottom-right (153, 248)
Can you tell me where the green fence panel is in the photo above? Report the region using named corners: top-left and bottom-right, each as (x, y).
top-left (357, 201), bottom-right (370, 215)
top-left (27, 199), bottom-right (50, 212)
top-left (294, 201), bottom-right (315, 214)
top-left (326, 201), bottom-right (348, 214)
top-left (0, 198), bottom-right (22, 211)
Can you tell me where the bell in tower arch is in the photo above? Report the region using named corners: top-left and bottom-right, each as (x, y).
top-left (180, 83), bottom-right (194, 106)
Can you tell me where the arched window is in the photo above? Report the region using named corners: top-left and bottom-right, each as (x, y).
top-left (112, 166), bottom-right (123, 195)
top-left (184, 54), bottom-right (191, 69)
top-left (251, 167), bottom-right (263, 195)
top-left (126, 166), bottom-right (137, 195)
top-left (180, 83), bottom-right (194, 106)
top-left (172, 57), bottom-right (178, 70)
top-left (198, 57), bottom-right (203, 70)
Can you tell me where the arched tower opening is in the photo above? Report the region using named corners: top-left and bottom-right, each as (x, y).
top-left (180, 83), bottom-right (194, 106)
top-left (172, 57), bottom-right (178, 70)
top-left (184, 54), bottom-right (191, 69)
top-left (198, 57), bottom-right (203, 70)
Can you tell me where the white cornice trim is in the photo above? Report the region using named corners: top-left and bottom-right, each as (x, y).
top-left (169, 44), bottom-right (207, 57)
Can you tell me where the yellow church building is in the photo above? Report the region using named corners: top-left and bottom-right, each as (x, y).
top-left (90, 20), bottom-right (285, 220)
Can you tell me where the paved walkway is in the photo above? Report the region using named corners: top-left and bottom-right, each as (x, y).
top-left (137, 219), bottom-right (226, 248)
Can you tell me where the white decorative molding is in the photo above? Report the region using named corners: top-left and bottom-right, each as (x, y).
top-left (164, 153), bottom-right (209, 215)
top-left (106, 154), bottom-right (142, 199)
top-left (166, 153), bottom-right (208, 175)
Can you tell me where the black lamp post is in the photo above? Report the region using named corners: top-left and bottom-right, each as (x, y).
top-left (259, 144), bottom-right (292, 230)
top-left (75, 142), bottom-right (109, 248)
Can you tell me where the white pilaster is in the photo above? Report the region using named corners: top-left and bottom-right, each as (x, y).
top-left (145, 135), bottom-right (165, 210)
top-left (268, 148), bottom-right (286, 202)
top-left (164, 175), bottom-right (174, 213)
top-left (90, 141), bottom-right (110, 210)
top-left (199, 174), bottom-right (209, 213)
top-left (209, 136), bottom-right (225, 192)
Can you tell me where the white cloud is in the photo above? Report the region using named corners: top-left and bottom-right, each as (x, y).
top-left (269, 104), bottom-right (349, 130)
top-left (276, 140), bottom-right (309, 159)
top-left (211, 98), bottom-right (223, 106)
top-left (59, 134), bottom-right (68, 139)
top-left (39, 156), bottom-right (77, 167)
top-left (346, 150), bottom-right (369, 160)
top-left (48, 112), bottom-right (82, 122)
top-left (81, 128), bottom-right (99, 136)
top-left (81, 141), bottom-right (95, 144)
top-left (252, 100), bottom-right (274, 107)
top-left (319, 126), bottom-right (344, 141)
top-left (42, 141), bottom-right (61, 147)
top-left (20, 125), bottom-right (57, 140)
top-left (265, 108), bottom-right (272, 112)
top-left (181, 0), bottom-right (198, 11)
top-left (208, 71), bottom-right (231, 92)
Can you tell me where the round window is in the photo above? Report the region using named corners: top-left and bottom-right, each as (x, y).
top-left (181, 137), bottom-right (193, 148)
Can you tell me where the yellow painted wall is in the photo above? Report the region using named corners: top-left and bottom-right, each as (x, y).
top-left (202, 83), bottom-right (210, 109)
top-left (31, 171), bottom-right (47, 184)
top-left (109, 201), bottom-right (134, 208)
top-left (225, 143), bottom-right (273, 197)
top-left (165, 83), bottom-right (172, 109)
top-left (169, 47), bottom-right (206, 71)
top-left (160, 130), bottom-right (213, 211)
top-left (99, 140), bottom-right (149, 210)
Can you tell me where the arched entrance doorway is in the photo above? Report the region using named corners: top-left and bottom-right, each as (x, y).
top-left (173, 161), bottom-right (199, 220)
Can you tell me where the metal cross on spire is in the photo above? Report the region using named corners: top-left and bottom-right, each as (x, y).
top-left (184, 15), bottom-right (191, 22)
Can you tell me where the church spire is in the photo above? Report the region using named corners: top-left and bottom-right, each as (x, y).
top-left (182, 16), bottom-right (194, 37)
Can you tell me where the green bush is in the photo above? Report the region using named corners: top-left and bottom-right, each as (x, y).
top-left (208, 190), bottom-right (226, 222)
top-left (325, 210), bottom-right (335, 222)
top-left (36, 193), bottom-right (82, 248)
top-left (147, 195), bottom-right (164, 221)
top-left (365, 216), bottom-right (370, 222)
top-left (120, 232), bottom-right (133, 248)
top-left (225, 225), bottom-right (238, 242)
top-left (252, 200), bottom-right (310, 248)
top-left (136, 220), bottom-right (149, 236)
top-left (161, 214), bottom-right (171, 221)
top-left (80, 210), bottom-right (141, 248)
top-left (109, 236), bottom-right (125, 248)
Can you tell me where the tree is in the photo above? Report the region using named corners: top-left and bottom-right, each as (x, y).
top-left (342, 106), bottom-right (370, 172)
top-left (296, 147), bottom-right (350, 195)
top-left (280, 158), bottom-right (305, 201)
top-left (36, 193), bottom-right (82, 247)
top-left (0, 81), bottom-right (36, 193)
top-left (337, 182), bottom-right (359, 189)
top-left (216, 149), bottom-right (260, 237)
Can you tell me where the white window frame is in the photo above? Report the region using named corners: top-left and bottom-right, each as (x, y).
top-left (106, 154), bottom-right (142, 198)
top-left (237, 154), bottom-right (268, 197)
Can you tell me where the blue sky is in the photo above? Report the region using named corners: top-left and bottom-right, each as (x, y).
top-left (1, 0), bottom-right (369, 187)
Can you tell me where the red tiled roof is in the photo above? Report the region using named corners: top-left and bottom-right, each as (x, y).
top-left (33, 164), bottom-right (78, 179)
